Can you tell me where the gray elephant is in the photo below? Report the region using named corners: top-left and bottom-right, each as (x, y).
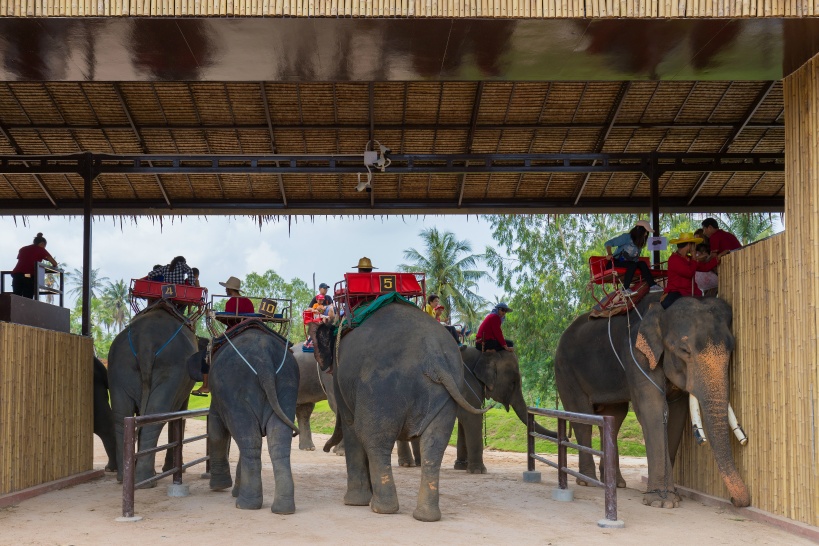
top-left (555, 294), bottom-right (751, 508)
top-left (206, 323), bottom-right (300, 514)
top-left (398, 347), bottom-right (555, 473)
top-left (93, 357), bottom-right (117, 472)
top-left (310, 302), bottom-right (487, 522)
top-left (293, 341), bottom-right (339, 452)
top-left (108, 302), bottom-right (206, 485)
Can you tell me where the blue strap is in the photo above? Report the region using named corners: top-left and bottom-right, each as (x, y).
top-left (128, 326), bottom-right (138, 358)
top-left (154, 324), bottom-right (185, 357)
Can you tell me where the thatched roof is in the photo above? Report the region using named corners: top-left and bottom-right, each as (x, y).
top-left (0, 80), bottom-right (784, 215)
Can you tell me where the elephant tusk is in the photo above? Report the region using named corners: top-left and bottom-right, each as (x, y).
top-left (689, 394), bottom-right (707, 445)
top-left (727, 403), bottom-right (748, 446)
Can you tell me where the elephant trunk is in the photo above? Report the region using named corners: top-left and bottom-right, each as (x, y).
top-left (510, 388), bottom-right (556, 439)
top-left (693, 345), bottom-right (750, 508)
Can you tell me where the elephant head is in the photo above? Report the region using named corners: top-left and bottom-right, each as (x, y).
top-left (308, 322), bottom-right (335, 373)
top-left (636, 298), bottom-right (750, 507)
top-left (186, 336), bottom-right (211, 382)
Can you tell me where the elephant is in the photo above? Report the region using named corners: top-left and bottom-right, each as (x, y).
top-left (292, 341), bottom-right (340, 452)
top-left (555, 294), bottom-right (751, 509)
top-left (310, 302), bottom-right (488, 522)
top-left (397, 347), bottom-right (555, 473)
top-left (93, 357), bottom-right (117, 472)
top-left (206, 323), bottom-right (301, 514)
top-left (108, 301), bottom-right (207, 485)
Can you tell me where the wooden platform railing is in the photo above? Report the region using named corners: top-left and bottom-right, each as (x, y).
top-left (120, 408), bottom-right (209, 520)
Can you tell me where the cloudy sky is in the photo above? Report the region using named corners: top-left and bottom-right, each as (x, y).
top-left (0, 214), bottom-right (505, 307)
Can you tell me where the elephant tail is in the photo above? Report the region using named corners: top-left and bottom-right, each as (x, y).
top-left (257, 356), bottom-right (300, 438)
top-left (426, 368), bottom-right (489, 416)
top-left (322, 412), bottom-right (343, 453)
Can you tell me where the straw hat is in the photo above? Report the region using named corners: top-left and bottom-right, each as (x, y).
top-left (634, 220), bottom-right (655, 233)
top-left (219, 276), bottom-right (243, 293)
top-left (352, 257), bottom-right (378, 270)
top-left (669, 232), bottom-right (703, 245)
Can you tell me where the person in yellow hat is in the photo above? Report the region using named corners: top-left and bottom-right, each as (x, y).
top-left (353, 257), bottom-right (377, 273)
top-left (662, 232), bottom-right (720, 309)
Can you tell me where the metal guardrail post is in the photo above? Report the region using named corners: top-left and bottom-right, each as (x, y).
top-left (527, 413), bottom-right (535, 472)
top-left (557, 418), bottom-right (567, 491)
top-left (601, 415), bottom-right (620, 525)
top-left (172, 419), bottom-right (183, 485)
top-left (119, 416), bottom-right (139, 521)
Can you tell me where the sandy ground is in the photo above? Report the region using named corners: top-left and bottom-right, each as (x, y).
top-left (0, 420), bottom-right (810, 546)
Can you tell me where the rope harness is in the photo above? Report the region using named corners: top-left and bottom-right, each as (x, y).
top-left (223, 326), bottom-right (290, 376)
top-left (128, 323), bottom-right (185, 358)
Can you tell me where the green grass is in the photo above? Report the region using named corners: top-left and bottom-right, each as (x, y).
top-left (304, 401), bottom-right (646, 457)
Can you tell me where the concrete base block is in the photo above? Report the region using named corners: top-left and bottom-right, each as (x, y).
top-left (522, 471), bottom-right (541, 483)
top-left (551, 488), bottom-right (574, 502)
top-left (115, 516), bottom-right (143, 522)
top-left (167, 483), bottom-right (190, 497)
top-left (597, 518), bottom-right (625, 529)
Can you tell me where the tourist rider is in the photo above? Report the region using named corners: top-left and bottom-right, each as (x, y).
top-left (475, 302), bottom-right (514, 352)
top-left (353, 256), bottom-right (376, 273)
top-left (145, 256), bottom-right (195, 285)
top-left (694, 243), bottom-right (719, 296)
top-left (11, 232), bottom-right (58, 299)
top-left (604, 220), bottom-right (663, 297)
top-left (309, 282), bottom-right (335, 322)
top-left (221, 276), bottom-right (255, 314)
top-left (424, 294), bottom-right (440, 318)
top-left (701, 217), bottom-right (742, 258)
top-left (662, 232), bottom-right (720, 310)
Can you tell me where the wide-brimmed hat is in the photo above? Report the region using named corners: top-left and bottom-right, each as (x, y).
top-left (219, 276), bottom-right (243, 293)
top-left (634, 220), bottom-right (655, 234)
top-left (495, 302), bottom-right (513, 312)
top-left (669, 232), bottom-right (703, 245)
top-left (352, 257), bottom-right (378, 270)
top-left (319, 283), bottom-right (330, 289)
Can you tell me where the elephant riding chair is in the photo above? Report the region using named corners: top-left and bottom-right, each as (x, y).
top-left (555, 293), bottom-right (750, 508)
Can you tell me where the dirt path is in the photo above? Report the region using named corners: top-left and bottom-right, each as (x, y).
top-left (0, 420), bottom-right (808, 545)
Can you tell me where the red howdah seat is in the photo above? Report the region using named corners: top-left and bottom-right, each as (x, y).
top-left (589, 256), bottom-right (666, 285)
top-left (130, 279), bottom-right (207, 304)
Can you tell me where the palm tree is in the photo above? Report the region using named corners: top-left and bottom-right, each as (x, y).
top-left (721, 213), bottom-right (774, 245)
top-left (67, 267), bottom-right (109, 300)
top-left (399, 228), bottom-right (491, 326)
top-left (101, 279), bottom-right (131, 332)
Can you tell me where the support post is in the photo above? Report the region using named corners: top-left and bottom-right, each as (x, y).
top-left (598, 415), bottom-right (624, 528)
top-left (649, 155), bottom-right (661, 267)
top-left (81, 153), bottom-right (94, 336)
top-left (119, 417), bottom-right (137, 520)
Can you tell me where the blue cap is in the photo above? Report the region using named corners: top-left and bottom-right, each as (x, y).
top-left (495, 302), bottom-right (513, 312)
top-left (319, 283), bottom-right (330, 289)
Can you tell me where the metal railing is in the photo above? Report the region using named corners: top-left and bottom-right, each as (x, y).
top-left (526, 407), bottom-right (622, 527)
top-left (0, 262), bottom-right (64, 306)
top-left (121, 408), bottom-right (209, 520)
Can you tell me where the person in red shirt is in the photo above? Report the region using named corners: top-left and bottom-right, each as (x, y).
top-left (11, 232), bottom-right (57, 299)
top-left (476, 302), bottom-right (514, 352)
top-left (220, 276), bottom-right (255, 314)
top-left (701, 218), bottom-right (742, 258)
top-left (662, 232), bottom-right (720, 310)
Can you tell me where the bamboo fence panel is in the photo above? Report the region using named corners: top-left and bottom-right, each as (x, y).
top-left (0, 0), bottom-right (814, 15)
top-left (0, 322), bottom-right (94, 496)
top-left (674, 51), bottom-right (819, 529)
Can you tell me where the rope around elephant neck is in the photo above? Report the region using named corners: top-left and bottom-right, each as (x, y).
top-left (223, 332), bottom-right (289, 376)
top-left (461, 361), bottom-right (486, 406)
top-left (316, 360), bottom-right (328, 398)
top-left (607, 305), bottom-right (665, 395)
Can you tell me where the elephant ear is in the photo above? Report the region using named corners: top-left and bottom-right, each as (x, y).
top-left (636, 303), bottom-right (665, 370)
top-left (473, 352), bottom-right (497, 391)
top-left (313, 323), bottom-right (336, 372)
top-left (186, 349), bottom-right (206, 382)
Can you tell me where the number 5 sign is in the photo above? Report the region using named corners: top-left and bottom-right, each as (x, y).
top-left (379, 275), bottom-right (397, 292)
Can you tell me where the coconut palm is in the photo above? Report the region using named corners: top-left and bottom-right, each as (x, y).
top-left (721, 213), bottom-right (774, 245)
top-left (399, 228), bottom-right (490, 326)
top-left (67, 267), bottom-right (109, 300)
top-left (101, 279), bottom-right (131, 332)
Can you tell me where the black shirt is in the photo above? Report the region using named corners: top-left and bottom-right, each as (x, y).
top-left (309, 293), bottom-right (333, 307)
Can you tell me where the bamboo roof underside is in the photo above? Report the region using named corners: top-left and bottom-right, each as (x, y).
top-left (0, 81), bottom-right (786, 215)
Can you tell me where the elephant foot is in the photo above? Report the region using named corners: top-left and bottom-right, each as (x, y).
top-left (161, 462), bottom-right (186, 473)
top-left (271, 497), bottom-right (296, 515)
top-left (370, 496), bottom-right (399, 514)
top-left (299, 445), bottom-right (316, 451)
top-left (333, 446), bottom-right (345, 456)
top-left (575, 474), bottom-right (597, 487)
top-left (344, 489), bottom-right (372, 506)
top-left (398, 459), bottom-right (416, 468)
top-left (617, 477), bottom-right (627, 488)
top-left (105, 463), bottom-right (117, 473)
top-left (116, 474), bottom-right (123, 484)
top-left (453, 460), bottom-right (468, 470)
top-left (642, 490), bottom-right (681, 509)
top-left (467, 464), bottom-right (487, 474)
top-left (413, 504), bottom-right (442, 522)
top-left (135, 479), bottom-right (158, 490)
top-left (210, 474), bottom-right (233, 492)
top-left (235, 495), bottom-right (263, 510)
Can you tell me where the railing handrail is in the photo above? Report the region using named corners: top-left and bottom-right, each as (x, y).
top-left (131, 408), bottom-right (209, 427)
top-left (526, 406), bottom-right (622, 527)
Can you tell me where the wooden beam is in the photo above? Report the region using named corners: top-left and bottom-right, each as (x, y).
top-left (260, 82), bottom-right (286, 207)
top-left (458, 82), bottom-right (483, 208)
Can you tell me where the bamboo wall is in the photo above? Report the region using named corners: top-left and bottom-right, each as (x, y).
top-left (0, 0), bottom-right (815, 17)
top-left (674, 52), bottom-right (819, 529)
top-left (0, 322), bottom-right (94, 496)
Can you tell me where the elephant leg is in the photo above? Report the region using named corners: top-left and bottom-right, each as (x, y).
top-left (597, 402), bottom-right (628, 488)
top-left (340, 408), bottom-right (372, 506)
top-left (266, 415), bottom-right (296, 514)
top-left (233, 436), bottom-right (264, 510)
top-left (410, 438), bottom-right (421, 466)
top-left (163, 398), bottom-right (189, 472)
top-left (573, 422), bottom-right (597, 486)
top-left (666, 393), bottom-right (690, 468)
top-left (134, 422), bottom-right (165, 488)
top-left (296, 403), bottom-right (316, 451)
top-left (396, 440), bottom-right (415, 467)
top-left (460, 412), bottom-right (486, 474)
top-left (366, 443), bottom-right (399, 515)
top-left (110, 391), bottom-right (137, 484)
top-left (208, 411), bottom-right (233, 492)
top-left (232, 458), bottom-right (242, 498)
top-left (632, 396), bottom-right (679, 509)
top-left (454, 420), bottom-right (468, 470)
top-left (333, 439), bottom-right (345, 456)
top-left (413, 404), bottom-right (456, 522)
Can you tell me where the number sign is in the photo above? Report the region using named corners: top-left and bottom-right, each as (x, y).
top-left (258, 298), bottom-right (279, 317)
top-left (161, 284), bottom-right (177, 299)
top-left (379, 275), bottom-right (397, 292)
